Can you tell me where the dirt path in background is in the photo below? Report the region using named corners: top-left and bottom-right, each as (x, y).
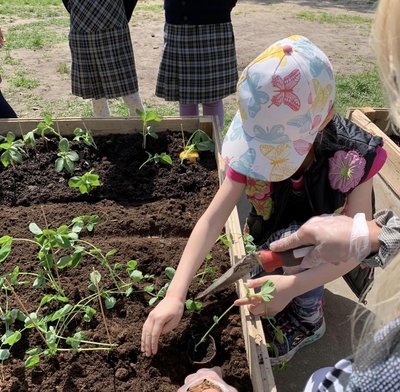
top-left (1, 0), bottom-right (377, 117)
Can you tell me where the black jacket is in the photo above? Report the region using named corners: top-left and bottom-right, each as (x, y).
top-left (165, 0), bottom-right (237, 25)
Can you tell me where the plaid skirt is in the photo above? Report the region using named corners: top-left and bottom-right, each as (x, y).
top-left (69, 0), bottom-right (139, 99)
top-left (156, 23), bottom-right (238, 104)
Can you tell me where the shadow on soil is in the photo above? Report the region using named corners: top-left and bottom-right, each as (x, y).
top-left (273, 289), bottom-right (373, 392)
top-left (244, 0), bottom-right (377, 13)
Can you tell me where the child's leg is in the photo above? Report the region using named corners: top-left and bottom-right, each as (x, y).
top-left (0, 90), bottom-right (17, 118)
top-left (92, 98), bottom-right (110, 118)
top-left (202, 100), bottom-right (224, 131)
top-left (122, 93), bottom-right (144, 116)
top-left (179, 103), bottom-right (199, 117)
top-left (292, 286), bottom-right (324, 325)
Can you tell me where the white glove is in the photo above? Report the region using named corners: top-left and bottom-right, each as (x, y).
top-left (269, 213), bottom-right (371, 268)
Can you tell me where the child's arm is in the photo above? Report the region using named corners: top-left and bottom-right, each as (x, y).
top-left (345, 178), bottom-right (373, 220)
top-left (141, 176), bottom-right (246, 356)
top-left (235, 259), bottom-right (359, 316)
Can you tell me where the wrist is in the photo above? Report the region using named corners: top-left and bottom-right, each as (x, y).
top-left (367, 220), bottom-right (381, 253)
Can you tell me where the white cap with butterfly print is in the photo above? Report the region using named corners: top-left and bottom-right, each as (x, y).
top-left (221, 35), bottom-right (336, 182)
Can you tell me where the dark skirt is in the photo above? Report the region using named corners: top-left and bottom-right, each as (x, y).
top-left (68, 0), bottom-right (139, 99)
top-left (156, 22), bottom-right (238, 104)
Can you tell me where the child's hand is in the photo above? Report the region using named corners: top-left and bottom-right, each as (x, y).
top-left (141, 296), bottom-right (184, 357)
top-left (234, 275), bottom-right (296, 316)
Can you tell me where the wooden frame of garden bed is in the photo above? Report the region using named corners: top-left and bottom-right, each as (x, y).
top-left (347, 108), bottom-right (400, 215)
top-left (0, 115), bottom-right (276, 392)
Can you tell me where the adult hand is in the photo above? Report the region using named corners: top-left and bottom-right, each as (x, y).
top-left (269, 213), bottom-right (371, 268)
top-left (141, 296), bottom-right (184, 357)
top-left (0, 28), bottom-right (4, 48)
top-left (177, 367), bottom-right (238, 392)
top-left (234, 275), bottom-right (296, 317)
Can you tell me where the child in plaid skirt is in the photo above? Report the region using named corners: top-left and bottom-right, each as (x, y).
top-left (156, 0), bottom-right (238, 130)
top-left (62, 0), bottom-right (143, 117)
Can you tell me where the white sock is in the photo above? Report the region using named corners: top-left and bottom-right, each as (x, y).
top-left (92, 98), bottom-right (110, 117)
top-left (123, 92), bottom-right (144, 116)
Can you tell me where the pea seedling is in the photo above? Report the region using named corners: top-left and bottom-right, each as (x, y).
top-left (55, 138), bottom-right (79, 174)
top-left (68, 171), bottom-right (101, 194)
top-left (194, 280), bottom-right (276, 352)
top-left (180, 129), bottom-right (214, 164)
top-left (73, 127), bottom-right (97, 149)
top-left (136, 108), bottom-right (161, 149)
top-left (139, 151), bottom-right (172, 170)
top-left (0, 132), bottom-right (26, 167)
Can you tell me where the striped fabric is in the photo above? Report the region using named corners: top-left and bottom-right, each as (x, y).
top-left (68, 0), bottom-right (139, 99)
top-left (156, 22), bottom-right (238, 104)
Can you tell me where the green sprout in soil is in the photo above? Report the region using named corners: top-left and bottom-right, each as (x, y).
top-left (180, 129), bottom-right (214, 164)
top-left (73, 127), bottom-right (97, 149)
top-left (136, 107), bottom-right (161, 149)
top-left (185, 299), bottom-right (203, 312)
top-left (68, 170), bottom-right (101, 194)
top-left (55, 137), bottom-right (79, 174)
top-left (0, 132), bottom-right (26, 167)
top-left (147, 267), bottom-right (176, 306)
top-left (194, 280), bottom-right (276, 352)
top-left (139, 151), bottom-right (172, 170)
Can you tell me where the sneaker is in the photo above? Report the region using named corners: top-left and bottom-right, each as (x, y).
top-left (263, 306), bottom-right (326, 365)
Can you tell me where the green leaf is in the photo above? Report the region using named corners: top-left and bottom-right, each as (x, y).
top-left (25, 355), bottom-right (40, 368)
top-left (213, 315), bottom-right (219, 323)
top-left (57, 255), bottom-right (72, 268)
top-left (55, 158), bottom-right (64, 173)
top-left (0, 235), bottom-right (12, 263)
top-left (127, 260), bottom-right (138, 270)
top-left (68, 150), bottom-right (79, 162)
top-left (58, 138), bottom-right (69, 153)
top-left (83, 306), bottom-right (96, 322)
top-left (90, 270), bottom-right (101, 285)
top-left (104, 296), bottom-right (116, 309)
top-left (29, 223), bottom-right (42, 235)
top-left (0, 349), bottom-right (10, 361)
top-left (130, 270), bottom-right (143, 283)
top-left (149, 297), bottom-right (158, 306)
top-left (159, 153), bottom-right (172, 166)
top-left (4, 330), bottom-right (21, 346)
top-left (261, 280), bottom-right (275, 303)
top-left (165, 267), bottom-right (176, 280)
top-left (144, 284), bottom-right (154, 293)
top-left (106, 248), bottom-right (117, 258)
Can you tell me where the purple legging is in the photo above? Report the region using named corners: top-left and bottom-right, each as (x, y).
top-left (179, 101), bottom-right (224, 130)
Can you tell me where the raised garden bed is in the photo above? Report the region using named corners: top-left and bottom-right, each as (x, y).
top-left (0, 117), bottom-right (275, 392)
top-left (347, 108), bottom-right (400, 200)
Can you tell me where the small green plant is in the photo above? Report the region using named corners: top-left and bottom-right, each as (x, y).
top-left (194, 280), bottom-right (276, 352)
top-left (0, 132), bottom-right (26, 167)
top-left (68, 171), bottom-right (101, 194)
top-left (73, 127), bottom-right (97, 149)
top-left (180, 129), bottom-right (214, 163)
top-left (185, 299), bottom-right (203, 312)
top-left (55, 138), bottom-right (79, 174)
top-left (243, 234), bottom-right (257, 253)
top-left (56, 62), bottom-right (70, 74)
top-left (139, 151), bottom-right (172, 170)
top-left (136, 108), bottom-right (161, 149)
top-left (194, 253), bottom-right (217, 286)
top-left (147, 267), bottom-right (176, 306)
top-left (23, 115), bottom-right (61, 147)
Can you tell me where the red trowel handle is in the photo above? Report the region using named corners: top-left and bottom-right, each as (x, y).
top-left (257, 246), bottom-right (314, 272)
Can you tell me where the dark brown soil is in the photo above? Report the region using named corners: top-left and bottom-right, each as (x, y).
top-left (0, 131), bottom-right (251, 391)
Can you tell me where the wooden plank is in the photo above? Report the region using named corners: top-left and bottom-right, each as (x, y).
top-left (0, 115), bottom-right (216, 136)
top-left (214, 127), bottom-right (276, 392)
top-left (347, 109), bottom-right (400, 197)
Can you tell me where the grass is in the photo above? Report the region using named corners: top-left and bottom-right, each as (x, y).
top-left (296, 11), bottom-right (372, 26)
top-left (9, 70), bottom-right (39, 89)
top-left (0, 0), bottom-right (66, 18)
top-left (2, 50), bottom-right (21, 65)
top-left (57, 62), bottom-right (70, 75)
top-left (4, 19), bottom-right (69, 50)
top-left (335, 67), bottom-right (385, 115)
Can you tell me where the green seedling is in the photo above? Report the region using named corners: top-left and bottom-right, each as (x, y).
top-left (180, 129), bottom-right (214, 163)
top-left (147, 267), bottom-right (176, 306)
top-left (185, 299), bottom-right (203, 312)
top-left (0, 132), bottom-right (26, 167)
top-left (194, 253), bottom-right (217, 286)
top-left (195, 280), bottom-right (276, 352)
top-left (55, 138), bottom-right (79, 174)
top-left (123, 259), bottom-right (154, 297)
top-left (243, 234), bottom-right (257, 253)
top-left (217, 233), bottom-right (233, 248)
top-left (68, 171), bottom-right (101, 194)
top-left (136, 108), bottom-right (161, 149)
top-left (31, 114), bottom-right (61, 141)
top-left (73, 127), bottom-right (97, 149)
top-left (139, 151), bottom-right (172, 170)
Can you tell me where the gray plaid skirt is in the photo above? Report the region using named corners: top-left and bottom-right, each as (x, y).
top-left (156, 22), bottom-right (238, 104)
top-left (69, 0), bottom-right (139, 99)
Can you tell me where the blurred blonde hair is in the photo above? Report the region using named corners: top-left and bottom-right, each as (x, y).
top-left (372, 0), bottom-right (400, 132)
